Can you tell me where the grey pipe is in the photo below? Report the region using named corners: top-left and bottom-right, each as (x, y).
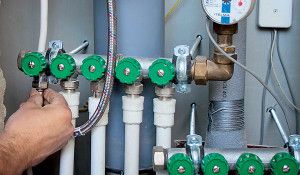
top-left (94, 0), bottom-right (164, 171)
top-left (69, 41), bottom-right (89, 54)
top-left (206, 21), bottom-right (247, 148)
top-left (267, 107), bottom-right (289, 144)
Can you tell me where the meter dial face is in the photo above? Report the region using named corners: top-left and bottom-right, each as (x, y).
top-left (202, 0), bottom-right (255, 25)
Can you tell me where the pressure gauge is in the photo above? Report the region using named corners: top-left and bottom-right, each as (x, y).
top-left (202, 0), bottom-right (256, 25)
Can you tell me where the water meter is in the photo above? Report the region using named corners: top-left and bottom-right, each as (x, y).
top-left (202, 0), bottom-right (256, 25)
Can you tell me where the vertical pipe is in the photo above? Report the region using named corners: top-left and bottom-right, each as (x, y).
top-left (90, 97), bottom-right (109, 175)
top-left (94, 0), bottom-right (164, 171)
top-left (59, 91), bottom-right (80, 175)
top-left (206, 21), bottom-right (247, 148)
top-left (38, 0), bottom-right (48, 52)
top-left (122, 95), bottom-right (144, 175)
top-left (154, 98), bottom-right (176, 175)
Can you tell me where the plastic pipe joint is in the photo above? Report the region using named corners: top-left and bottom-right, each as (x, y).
top-left (270, 152), bottom-right (299, 175)
top-left (236, 153), bottom-right (264, 175)
top-left (201, 153), bottom-right (229, 175)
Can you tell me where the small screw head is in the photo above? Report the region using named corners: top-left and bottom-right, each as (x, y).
top-left (58, 64), bottom-right (65, 71)
top-left (282, 165), bottom-right (290, 173)
top-left (177, 166), bottom-right (185, 174)
top-left (28, 61), bottom-right (35, 69)
top-left (248, 166), bottom-right (256, 174)
top-left (157, 69), bottom-right (165, 77)
top-left (123, 68), bottom-right (131, 76)
top-left (213, 166), bottom-right (220, 173)
top-left (178, 47), bottom-right (186, 55)
top-left (89, 65), bottom-right (96, 73)
top-left (52, 42), bottom-right (60, 50)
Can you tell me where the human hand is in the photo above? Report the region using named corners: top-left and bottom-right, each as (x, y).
top-left (0, 88), bottom-right (74, 174)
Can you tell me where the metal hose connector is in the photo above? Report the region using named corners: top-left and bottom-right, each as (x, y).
top-left (74, 0), bottom-right (117, 137)
top-left (208, 100), bottom-right (245, 131)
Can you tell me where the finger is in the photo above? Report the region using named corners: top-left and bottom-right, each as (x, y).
top-left (43, 89), bottom-right (67, 106)
top-left (27, 89), bottom-right (43, 107)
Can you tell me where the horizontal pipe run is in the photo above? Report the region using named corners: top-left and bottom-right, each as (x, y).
top-left (204, 147), bottom-right (288, 170)
top-left (71, 54), bottom-right (172, 78)
top-left (69, 41), bottom-right (89, 54)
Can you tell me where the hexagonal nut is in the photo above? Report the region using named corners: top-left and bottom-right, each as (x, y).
top-left (90, 79), bottom-right (104, 94)
top-left (153, 146), bottom-right (167, 171)
top-left (155, 85), bottom-right (175, 98)
top-left (17, 50), bottom-right (30, 70)
top-left (192, 56), bottom-right (208, 85)
top-left (213, 23), bottom-right (238, 35)
top-left (60, 80), bottom-right (79, 90)
top-left (125, 83), bottom-right (143, 95)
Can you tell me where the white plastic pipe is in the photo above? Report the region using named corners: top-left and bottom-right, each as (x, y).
top-left (59, 91), bottom-right (80, 175)
top-left (38, 0), bottom-right (48, 52)
top-left (123, 95), bottom-right (144, 175)
top-left (154, 98), bottom-right (176, 175)
top-left (90, 97), bottom-right (109, 175)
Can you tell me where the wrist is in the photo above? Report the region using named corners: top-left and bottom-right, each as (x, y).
top-left (0, 131), bottom-right (29, 174)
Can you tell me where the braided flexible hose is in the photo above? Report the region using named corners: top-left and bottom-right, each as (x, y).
top-left (74, 0), bottom-right (117, 136)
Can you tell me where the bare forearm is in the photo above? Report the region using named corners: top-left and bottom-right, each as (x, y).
top-left (0, 132), bottom-right (28, 175)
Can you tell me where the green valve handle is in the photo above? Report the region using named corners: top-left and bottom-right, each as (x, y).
top-left (50, 54), bottom-right (76, 79)
top-left (167, 153), bottom-right (194, 175)
top-left (201, 153), bottom-right (229, 175)
top-left (81, 55), bottom-right (106, 81)
top-left (270, 152), bottom-right (299, 175)
top-left (20, 52), bottom-right (46, 77)
top-left (236, 153), bottom-right (264, 175)
top-left (115, 57), bottom-right (141, 84)
top-left (148, 59), bottom-right (175, 86)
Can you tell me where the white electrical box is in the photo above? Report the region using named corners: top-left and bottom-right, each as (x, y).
top-left (258, 0), bottom-right (293, 28)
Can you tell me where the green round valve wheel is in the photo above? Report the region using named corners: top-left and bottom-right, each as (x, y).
top-left (21, 52), bottom-right (46, 77)
top-left (148, 59), bottom-right (175, 86)
top-left (201, 153), bottom-right (229, 175)
top-left (270, 152), bottom-right (299, 175)
top-left (167, 153), bottom-right (194, 175)
top-left (50, 54), bottom-right (76, 79)
top-left (115, 57), bottom-right (141, 84)
top-left (236, 153), bottom-right (264, 175)
top-left (81, 55), bottom-right (106, 81)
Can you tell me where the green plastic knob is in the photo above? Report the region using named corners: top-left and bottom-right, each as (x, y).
top-left (50, 54), bottom-right (76, 79)
top-left (201, 153), bottom-right (229, 175)
top-left (167, 153), bottom-right (194, 175)
top-left (20, 52), bottom-right (46, 77)
top-left (148, 59), bottom-right (175, 86)
top-left (236, 153), bottom-right (264, 175)
top-left (115, 57), bottom-right (141, 84)
top-left (270, 152), bottom-right (299, 175)
top-left (81, 55), bottom-right (106, 81)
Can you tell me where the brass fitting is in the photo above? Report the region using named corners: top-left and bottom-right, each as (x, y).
top-left (191, 23), bottom-right (238, 85)
top-left (191, 56), bottom-right (234, 85)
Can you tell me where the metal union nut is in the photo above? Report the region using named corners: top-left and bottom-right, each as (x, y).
top-left (153, 146), bottom-right (166, 171)
top-left (192, 56), bottom-right (208, 85)
top-left (60, 80), bottom-right (79, 90)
